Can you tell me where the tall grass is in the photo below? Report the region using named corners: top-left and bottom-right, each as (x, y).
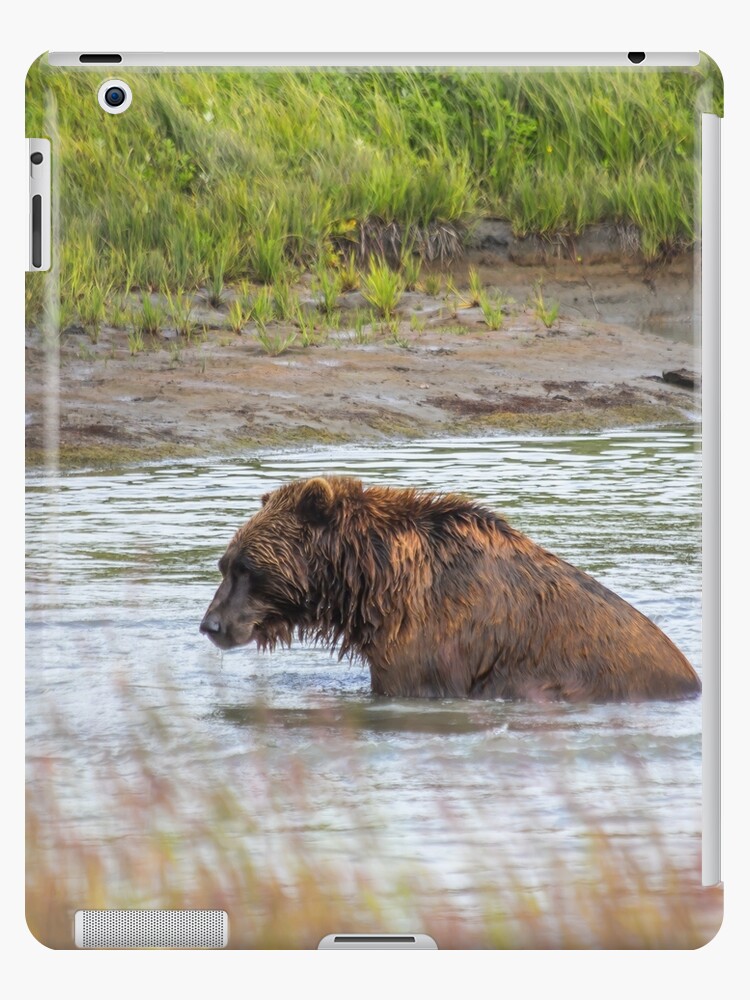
top-left (25, 56), bottom-right (721, 322)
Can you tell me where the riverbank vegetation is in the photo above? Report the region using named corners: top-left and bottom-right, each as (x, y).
top-left (26, 58), bottom-right (721, 335)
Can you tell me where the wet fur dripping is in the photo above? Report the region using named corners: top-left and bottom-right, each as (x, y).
top-left (200, 476), bottom-right (701, 702)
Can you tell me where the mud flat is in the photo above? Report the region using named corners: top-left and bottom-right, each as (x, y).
top-left (25, 257), bottom-right (700, 467)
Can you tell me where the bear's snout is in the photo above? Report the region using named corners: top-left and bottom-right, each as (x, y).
top-left (199, 606), bottom-right (256, 649)
top-left (199, 612), bottom-right (223, 637)
top-left (201, 612), bottom-right (239, 649)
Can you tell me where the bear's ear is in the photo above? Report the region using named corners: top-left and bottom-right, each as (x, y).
top-left (260, 492), bottom-right (270, 507)
top-left (296, 477), bottom-right (335, 524)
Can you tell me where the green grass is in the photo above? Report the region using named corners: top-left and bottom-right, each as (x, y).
top-left (27, 59), bottom-right (721, 290)
top-left (399, 244), bottom-right (423, 290)
top-left (108, 295), bottom-right (130, 328)
top-left (256, 325), bottom-right (298, 357)
top-left (422, 273), bottom-right (443, 297)
top-left (337, 251), bottom-right (359, 292)
top-left (351, 309), bottom-right (373, 344)
top-left (386, 320), bottom-right (409, 347)
top-left (467, 267), bottom-right (483, 307)
top-left (206, 255), bottom-right (226, 308)
top-left (272, 278), bottom-right (298, 322)
top-left (361, 258), bottom-right (405, 319)
top-left (25, 56), bottom-right (721, 325)
top-left (165, 288), bottom-right (195, 338)
top-left (248, 286), bottom-right (275, 328)
top-left (77, 282), bottom-right (108, 342)
top-left (47, 298), bottom-right (76, 336)
top-left (127, 329), bottom-right (145, 356)
top-left (295, 305), bottom-right (324, 347)
top-left (25, 274), bottom-right (46, 329)
top-left (533, 282), bottom-right (560, 328)
top-left (248, 210), bottom-right (288, 285)
top-left (227, 297), bottom-right (249, 334)
top-left (237, 281), bottom-right (254, 318)
top-left (133, 293), bottom-right (164, 335)
top-left (312, 267), bottom-right (342, 318)
top-left (479, 292), bottom-right (505, 330)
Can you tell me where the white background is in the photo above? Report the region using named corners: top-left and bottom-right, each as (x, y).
top-left (2, 4), bottom-right (747, 998)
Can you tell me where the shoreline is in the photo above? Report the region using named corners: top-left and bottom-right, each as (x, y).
top-left (25, 256), bottom-right (700, 470)
top-left (26, 413), bottom-right (698, 473)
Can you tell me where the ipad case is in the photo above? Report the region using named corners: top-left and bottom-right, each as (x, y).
top-left (25, 52), bottom-right (723, 949)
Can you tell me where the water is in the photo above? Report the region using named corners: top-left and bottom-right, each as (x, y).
top-left (26, 428), bottom-right (703, 928)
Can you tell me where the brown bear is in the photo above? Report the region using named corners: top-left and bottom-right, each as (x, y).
top-left (200, 476), bottom-right (701, 702)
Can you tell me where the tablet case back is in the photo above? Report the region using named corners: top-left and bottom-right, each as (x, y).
top-left (25, 53), bottom-right (723, 949)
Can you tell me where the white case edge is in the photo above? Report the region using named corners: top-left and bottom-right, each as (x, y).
top-left (701, 112), bottom-right (721, 888)
top-left (46, 52), bottom-right (701, 68)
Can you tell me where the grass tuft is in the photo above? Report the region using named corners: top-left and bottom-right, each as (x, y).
top-left (206, 254), bottom-right (226, 308)
top-left (399, 245), bottom-right (423, 291)
top-left (165, 288), bottom-right (195, 339)
top-left (361, 258), bottom-right (404, 320)
top-left (127, 329), bottom-right (145, 356)
top-left (256, 326), bottom-right (298, 356)
top-left (422, 273), bottom-right (443, 297)
top-left (77, 283), bottom-right (108, 342)
top-left (295, 305), bottom-right (324, 347)
top-left (249, 287), bottom-right (276, 328)
top-left (479, 292), bottom-right (505, 330)
top-left (337, 252), bottom-right (360, 292)
top-left (533, 282), bottom-right (560, 328)
top-left (313, 267), bottom-right (343, 318)
top-left (227, 298), bottom-right (249, 334)
top-left (467, 267), bottom-right (483, 307)
top-left (133, 293), bottom-right (164, 336)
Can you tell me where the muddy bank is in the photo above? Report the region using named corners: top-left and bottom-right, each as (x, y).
top-left (458, 244), bottom-right (696, 338)
top-left (25, 257), bottom-right (700, 467)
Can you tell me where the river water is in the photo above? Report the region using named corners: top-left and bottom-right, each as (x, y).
top-left (26, 427), bottom-right (706, 942)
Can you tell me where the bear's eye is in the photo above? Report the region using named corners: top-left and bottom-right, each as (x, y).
top-left (235, 556), bottom-right (268, 590)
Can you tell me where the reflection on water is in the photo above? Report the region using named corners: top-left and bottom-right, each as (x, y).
top-left (26, 428), bottom-right (703, 924)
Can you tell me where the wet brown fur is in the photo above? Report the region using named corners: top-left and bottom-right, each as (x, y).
top-left (201, 476), bottom-right (701, 702)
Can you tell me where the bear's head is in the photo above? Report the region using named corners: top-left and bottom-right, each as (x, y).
top-left (200, 477), bottom-right (339, 650)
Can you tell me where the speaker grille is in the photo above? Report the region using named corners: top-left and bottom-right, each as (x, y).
top-left (74, 910), bottom-right (228, 949)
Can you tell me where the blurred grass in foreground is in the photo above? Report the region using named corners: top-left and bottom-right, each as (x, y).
top-left (26, 687), bottom-right (722, 950)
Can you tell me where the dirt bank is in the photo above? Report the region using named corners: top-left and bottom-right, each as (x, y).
top-left (25, 256), bottom-right (700, 467)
